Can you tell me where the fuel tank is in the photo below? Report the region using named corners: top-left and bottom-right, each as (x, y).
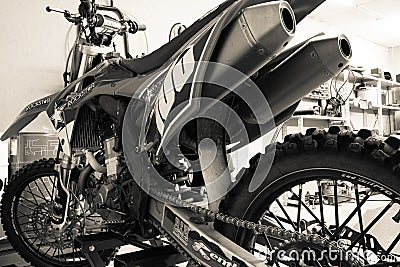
top-left (239, 35), bottom-right (352, 124)
top-left (212, 0), bottom-right (296, 77)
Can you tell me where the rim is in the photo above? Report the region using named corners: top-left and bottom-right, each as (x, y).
top-left (11, 173), bottom-right (106, 266)
top-left (246, 169), bottom-right (400, 266)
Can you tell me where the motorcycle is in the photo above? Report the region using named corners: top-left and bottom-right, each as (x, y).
top-left (1, 0), bottom-right (399, 266)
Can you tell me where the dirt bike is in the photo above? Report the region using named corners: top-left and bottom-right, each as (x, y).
top-left (1, 0), bottom-right (399, 266)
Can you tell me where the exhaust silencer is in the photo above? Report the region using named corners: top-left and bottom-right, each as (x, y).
top-left (212, 0), bottom-right (296, 77)
top-left (241, 35), bottom-right (352, 124)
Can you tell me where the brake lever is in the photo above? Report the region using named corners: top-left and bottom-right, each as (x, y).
top-left (65, 13), bottom-right (82, 24)
top-left (46, 6), bottom-right (70, 16)
top-left (46, 6), bottom-right (82, 24)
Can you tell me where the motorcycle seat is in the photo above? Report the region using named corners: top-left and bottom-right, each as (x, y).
top-left (119, 0), bottom-right (234, 75)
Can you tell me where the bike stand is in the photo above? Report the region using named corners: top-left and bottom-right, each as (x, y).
top-left (114, 245), bottom-right (187, 267)
top-left (76, 232), bottom-right (125, 267)
top-left (76, 232), bottom-right (187, 267)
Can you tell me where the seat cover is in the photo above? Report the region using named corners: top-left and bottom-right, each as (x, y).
top-left (119, 0), bottom-right (235, 74)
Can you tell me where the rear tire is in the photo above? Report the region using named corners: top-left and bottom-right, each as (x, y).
top-left (216, 128), bottom-right (400, 265)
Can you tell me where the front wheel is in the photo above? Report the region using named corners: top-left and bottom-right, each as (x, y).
top-left (216, 128), bottom-right (400, 266)
top-left (0, 159), bottom-right (115, 267)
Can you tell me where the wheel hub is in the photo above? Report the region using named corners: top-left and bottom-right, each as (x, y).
top-left (31, 202), bottom-right (78, 250)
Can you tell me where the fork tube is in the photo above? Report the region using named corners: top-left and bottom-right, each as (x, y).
top-left (51, 155), bottom-right (74, 228)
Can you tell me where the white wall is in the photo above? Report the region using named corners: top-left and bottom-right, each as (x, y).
top-left (0, 1), bottom-right (75, 132)
top-left (0, 0), bottom-right (223, 132)
top-left (390, 46), bottom-right (400, 76)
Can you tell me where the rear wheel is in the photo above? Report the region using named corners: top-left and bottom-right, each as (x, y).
top-left (216, 128), bottom-right (400, 266)
top-left (1, 159), bottom-right (115, 267)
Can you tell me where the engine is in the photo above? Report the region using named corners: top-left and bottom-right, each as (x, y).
top-left (72, 98), bottom-right (140, 223)
top-left (81, 137), bottom-right (131, 222)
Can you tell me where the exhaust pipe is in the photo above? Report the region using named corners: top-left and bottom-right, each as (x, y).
top-left (212, 0), bottom-right (296, 77)
top-left (240, 35), bottom-right (352, 124)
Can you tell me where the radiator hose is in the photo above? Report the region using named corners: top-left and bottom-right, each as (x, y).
top-left (78, 151), bottom-right (106, 194)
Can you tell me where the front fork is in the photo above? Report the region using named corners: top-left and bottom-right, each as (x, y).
top-left (51, 154), bottom-right (75, 230)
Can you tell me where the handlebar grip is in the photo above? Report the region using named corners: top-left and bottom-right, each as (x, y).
top-left (95, 14), bottom-right (123, 32)
top-left (137, 24), bottom-right (146, 31)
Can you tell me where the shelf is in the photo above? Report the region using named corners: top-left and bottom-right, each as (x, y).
top-left (291, 115), bottom-right (348, 121)
top-left (350, 102), bottom-right (400, 111)
top-left (338, 71), bottom-right (400, 88)
top-left (303, 96), bottom-right (329, 100)
top-left (381, 105), bottom-right (400, 111)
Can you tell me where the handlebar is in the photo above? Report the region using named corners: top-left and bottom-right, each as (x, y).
top-left (95, 14), bottom-right (145, 34)
top-left (46, 1), bottom-right (146, 59)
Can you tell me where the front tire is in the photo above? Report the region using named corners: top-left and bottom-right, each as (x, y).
top-left (1, 159), bottom-right (115, 267)
top-left (216, 128), bottom-right (400, 266)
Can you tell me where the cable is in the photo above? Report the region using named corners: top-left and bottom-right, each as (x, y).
top-left (65, 24), bottom-right (74, 59)
top-left (372, 110), bottom-right (378, 129)
top-left (64, 26), bottom-right (83, 86)
top-left (120, 9), bottom-right (149, 55)
top-left (327, 67), bottom-right (356, 116)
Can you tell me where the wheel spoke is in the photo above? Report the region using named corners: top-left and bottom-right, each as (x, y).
top-left (19, 195), bottom-right (37, 207)
top-left (334, 180), bottom-right (339, 231)
top-left (266, 211), bottom-right (285, 229)
top-left (18, 220), bottom-right (34, 227)
top-left (275, 199), bottom-right (297, 231)
top-left (290, 189), bottom-right (333, 238)
top-left (385, 233), bottom-right (400, 256)
top-left (26, 185), bottom-right (41, 205)
top-left (18, 202), bottom-right (36, 212)
top-left (263, 214), bottom-right (294, 228)
top-left (317, 181), bottom-right (326, 237)
top-left (50, 176), bottom-right (58, 201)
top-left (297, 184), bottom-right (303, 232)
top-left (30, 236), bottom-right (39, 246)
top-left (355, 185), bottom-right (366, 250)
top-left (34, 180), bottom-right (49, 200)
top-left (43, 245), bottom-right (52, 257)
top-left (57, 247), bottom-right (61, 262)
top-left (39, 176), bottom-right (52, 198)
top-left (333, 190), bottom-right (372, 238)
top-left (59, 246), bottom-right (67, 262)
top-left (349, 201), bottom-right (394, 249)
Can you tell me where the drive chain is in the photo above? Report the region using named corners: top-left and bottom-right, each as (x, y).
top-left (150, 188), bottom-right (362, 267)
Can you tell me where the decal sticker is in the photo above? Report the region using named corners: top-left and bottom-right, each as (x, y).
top-left (50, 103), bottom-right (67, 130)
top-left (164, 207), bottom-right (244, 267)
top-left (192, 240), bottom-right (239, 267)
top-left (67, 83), bottom-right (95, 107)
top-left (25, 97), bottom-right (51, 112)
top-left (341, 173), bottom-right (399, 201)
top-left (155, 46), bottom-right (196, 133)
top-left (173, 217), bottom-right (189, 246)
